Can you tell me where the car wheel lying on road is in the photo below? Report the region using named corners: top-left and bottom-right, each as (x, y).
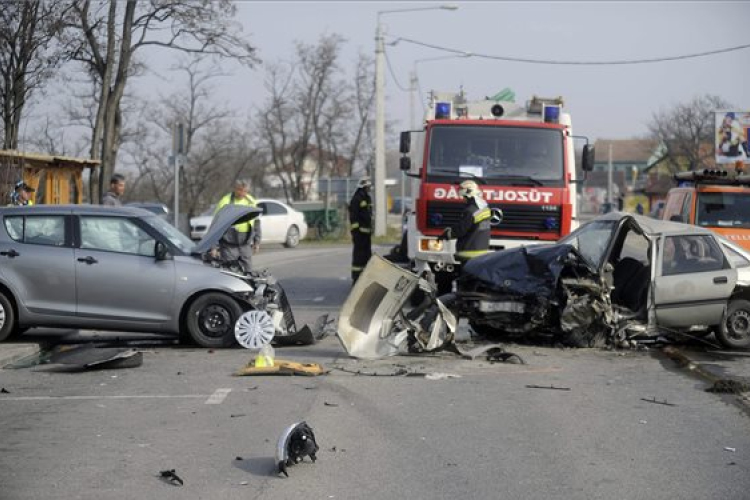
top-left (185, 292), bottom-right (243, 348)
top-left (284, 225), bottom-right (300, 248)
top-left (0, 292), bottom-right (15, 342)
top-left (716, 299), bottom-right (750, 349)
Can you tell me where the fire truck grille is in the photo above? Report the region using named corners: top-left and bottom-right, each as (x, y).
top-left (426, 201), bottom-right (561, 234)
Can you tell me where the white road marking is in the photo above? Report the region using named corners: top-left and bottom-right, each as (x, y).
top-left (205, 388), bottom-right (232, 405)
top-left (0, 394), bottom-right (208, 402)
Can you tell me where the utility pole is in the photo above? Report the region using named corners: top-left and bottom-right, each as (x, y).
top-left (173, 123), bottom-right (184, 229)
top-left (607, 143), bottom-right (613, 208)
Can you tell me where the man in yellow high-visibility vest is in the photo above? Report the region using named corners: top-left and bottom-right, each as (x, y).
top-left (214, 179), bottom-right (262, 272)
top-left (10, 181), bottom-right (35, 206)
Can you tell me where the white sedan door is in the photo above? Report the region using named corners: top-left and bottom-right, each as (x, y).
top-left (257, 201), bottom-right (289, 244)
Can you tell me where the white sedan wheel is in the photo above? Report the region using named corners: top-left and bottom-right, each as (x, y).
top-left (235, 310), bottom-right (275, 349)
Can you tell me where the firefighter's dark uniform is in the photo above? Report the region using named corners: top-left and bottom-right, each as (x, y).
top-left (453, 197), bottom-right (491, 262)
top-left (349, 187), bottom-right (372, 281)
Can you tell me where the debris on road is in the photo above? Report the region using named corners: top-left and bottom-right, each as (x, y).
top-left (1, 388), bottom-right (9, 393)
top-left (324, 401), bottom-right (338, 407)
top-left (276, 421), bottom-right (319, 477)
top-left (724, 447), bottom-right (737, 453)
top-left (641, 397), bottom-right (677, 407)
top-left (159, 469), bottom-right (184, 486)
top-left (235, 359), bottom-right (328, 377)
top-left (705, 379), bottom-right (750, 394)
top-left (424, 372), bottom-right (461, 380)
top-left (47, 345), bottom-right (143, 370)
top-left (526, 384), bottom-right (571, 391)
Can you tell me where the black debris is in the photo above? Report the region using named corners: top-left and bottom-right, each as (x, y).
top-left (235, 456), bottom-right (243, 461)
top-left (324, 402), bottom-right (338, 407)
top-left (159, 469), bottom-right (184, 486)
top-left (705, 379), bottom-right (750, 394)
top-left (230, 414), bottom-right (247, 418)
top-left (526, 384), bottom-right (571, 391)
top-left (641, 397), bottom-right (677, 407)
top-left (1, 388), bottom-right (10, 394)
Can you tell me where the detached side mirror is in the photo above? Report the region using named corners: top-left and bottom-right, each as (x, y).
top-left (399, 131), bottom-right (411, 154)
top-left (581, 144), bottom-right (595, 172)
top-left (155, 241), bottom-right (173, 261)
top-left (400, 156), bottom-right (411, 171)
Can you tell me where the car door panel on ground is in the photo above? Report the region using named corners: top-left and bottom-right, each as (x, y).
top-left (75, 216), bottom-right (175, 323)
top-left (654, 234), bottom-right (736, 327)
top-left (0, 214), bottom-right (76, 319)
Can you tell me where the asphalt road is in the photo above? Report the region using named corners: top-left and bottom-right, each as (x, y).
top-left (1, 245), bottom-right (749, 499)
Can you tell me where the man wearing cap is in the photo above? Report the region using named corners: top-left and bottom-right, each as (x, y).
top-left (213, 179), bottom-right (261, 273)
top-left (10, 181), bottom-right (35, 206)
top-left (348, 176), bottom-right (373, 282)
top-left (101, 173), bottom-right (126, 206)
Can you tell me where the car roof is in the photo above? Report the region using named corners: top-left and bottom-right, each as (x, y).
top-left (595, 211), bottom-right (716, 238)
top-left (0, 204), bottom-right (153, 217)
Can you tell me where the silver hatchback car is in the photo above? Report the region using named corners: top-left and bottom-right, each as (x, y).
top-left (0, 204), bottom-right (275, 347)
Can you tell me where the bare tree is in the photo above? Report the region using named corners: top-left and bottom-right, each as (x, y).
top-left (0, 0), bottom-right (70, 151)
top-left (62, 0), bottom-right (258, 204)
top-left (648, 94), bottom-right (732, 172)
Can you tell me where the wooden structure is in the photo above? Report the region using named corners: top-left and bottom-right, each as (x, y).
top-left (0, 150), bottom-right (100, 205)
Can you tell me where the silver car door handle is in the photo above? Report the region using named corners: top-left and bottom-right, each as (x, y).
top-left (0, 249), bottom-right (19, 258)
top-left (713, 276), bottom-right (728, 284)
top-left (77, 256), bottom-right (98, 265)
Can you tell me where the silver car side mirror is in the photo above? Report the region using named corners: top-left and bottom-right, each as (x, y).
top-left (155, 241), bottom-right (172, 261)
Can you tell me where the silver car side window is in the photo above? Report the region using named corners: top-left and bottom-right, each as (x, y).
top-left (80, 216), bottom-right (156, 257)
top-left (4, 216), bottom-right (23, 241)
top-left (4, 216), bottom-right (65, 246)
top-left (663, 235), bottom-right (726, 276)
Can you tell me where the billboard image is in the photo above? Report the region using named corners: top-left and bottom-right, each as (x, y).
top-left (715, 111), bottom-right (750, 165)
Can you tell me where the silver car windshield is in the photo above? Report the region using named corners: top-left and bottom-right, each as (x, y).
top-left (142, 215), bottom-right (195, 253)
top-left (559, 220), bottom-right (617, 268)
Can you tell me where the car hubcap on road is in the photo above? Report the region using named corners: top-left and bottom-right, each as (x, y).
top-left (235, 310), bottom-right (275, 349)
top-left (727, 309), bottom-right (750, 341)
top-left (199, 304), bottom-right (232, 338)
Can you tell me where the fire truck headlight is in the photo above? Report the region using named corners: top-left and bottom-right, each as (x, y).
top-left (421, 239), bottom-right (444, 252)
top-left (544, 217), bottom-right (559, 230)
top-left (435, 102), bottom-right (451, 119)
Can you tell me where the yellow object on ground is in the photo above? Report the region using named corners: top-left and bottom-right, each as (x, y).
top-left (234, 359), bottom-right (329, 376)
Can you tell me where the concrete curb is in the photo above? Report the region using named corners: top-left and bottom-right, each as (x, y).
top-left (662, 346), bottom-right (750, 413)
top-left (0, 344), bottom-right (42, 369)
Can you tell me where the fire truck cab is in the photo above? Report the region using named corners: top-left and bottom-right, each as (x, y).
top-left (399, 90), bottom-right (595, 293)
top-left (661, 167), bottom-right (750, 251)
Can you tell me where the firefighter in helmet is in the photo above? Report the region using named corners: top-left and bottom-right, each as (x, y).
top-left (349, 176), bottom-right (373, 282)
top-left (441, 180), bottom-right (493, 262)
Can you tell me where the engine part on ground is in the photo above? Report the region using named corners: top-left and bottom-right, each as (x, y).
top-left (276, 421), bottom-right (319, 477)
top-left (235, 310), bottom-right (275, 349)
top-left (234, 359), bottom-right (328, 377)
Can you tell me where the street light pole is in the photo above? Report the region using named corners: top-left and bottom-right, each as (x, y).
top-left (374, 4), bottom-right (457, 237)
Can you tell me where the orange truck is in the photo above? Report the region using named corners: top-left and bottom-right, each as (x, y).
top-left (661, 167), bottom-right (750, 250)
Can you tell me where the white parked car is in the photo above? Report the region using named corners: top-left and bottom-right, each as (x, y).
top-left (190, 199), bottom-right (308, 248)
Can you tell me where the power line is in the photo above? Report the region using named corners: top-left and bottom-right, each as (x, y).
top-left (383, 47), bottom-right (409, 91)
top-left (389, 36), bottom-right (750, 65)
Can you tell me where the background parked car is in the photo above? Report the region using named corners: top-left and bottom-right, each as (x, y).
top-left (189, 199), bottom-right (308, 248)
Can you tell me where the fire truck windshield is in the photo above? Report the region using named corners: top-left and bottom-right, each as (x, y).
top-left (426, 125), bottom-right (564, 186)
top-left (696, 191), bottom-right (750, 229)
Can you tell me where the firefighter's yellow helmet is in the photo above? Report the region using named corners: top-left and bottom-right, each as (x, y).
top-left (458, 180), bottom-right (481, 199)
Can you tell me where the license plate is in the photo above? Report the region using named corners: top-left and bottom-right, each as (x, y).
top-left (478, 301), bottom-right (525, 313)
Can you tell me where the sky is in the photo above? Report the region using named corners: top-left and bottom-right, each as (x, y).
top-left (148, 0), bottom-right (750, 143)
top-left (22, 1), bottom-right (750, 152)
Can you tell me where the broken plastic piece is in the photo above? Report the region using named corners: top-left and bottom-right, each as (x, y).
top-left (276, 421), bottom-right (319, 477)
top-left (159, 469), bottom-right (184, 486)
top-left (48, 345), bottom-right (143, 370)
top-left (526, 384), bottom-right (571, 391)
top-left (234, 359), bottom-right (328, 376)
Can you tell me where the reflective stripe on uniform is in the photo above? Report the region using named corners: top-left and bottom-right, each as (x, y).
top-left (456, 249), bottom-right (489, 259)
top-left (351, 266), bottom-right (364, 271)
top-left (360, 200), bottom-right (368, 208)
top-left (359, 227), bottom-right (371, 234)
top-left (473, 207), bottom-right (491, 223)
top-left (351, 222), bottom-right (360, 229)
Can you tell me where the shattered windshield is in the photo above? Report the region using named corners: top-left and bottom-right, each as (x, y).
top-left (426, 125), bottom-right (564, 186)
top-left (696, 192), bottom-right (750, 229)
top-left (559, 220), bottom-right (617, 268)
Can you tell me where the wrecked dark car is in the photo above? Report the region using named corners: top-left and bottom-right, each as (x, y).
top-left (456, 212), bottom-right (750, 349)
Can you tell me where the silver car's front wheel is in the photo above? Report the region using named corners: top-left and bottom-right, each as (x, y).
top-left (0, 292), bottom-right (15, 342)
top-left (185, 293), bottom-right (243, 348)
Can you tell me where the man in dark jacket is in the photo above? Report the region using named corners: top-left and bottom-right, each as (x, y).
top-left (101, 174), bottom-right (126, 206)
top-left (443, 180), bottom-right (493, 262)
top-left (349, 176), bottom-right (373, 282)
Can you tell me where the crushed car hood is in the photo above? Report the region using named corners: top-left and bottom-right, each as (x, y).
top-left (460, 243), bottom-right (575, 298)
top-left (191, 205), bottom-right (262, 255)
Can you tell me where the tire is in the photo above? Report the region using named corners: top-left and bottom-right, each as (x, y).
top-left (0, 292), bottom-right (16, 342)
top-left (284, 225), bottom-right (300, 248)
top-left (185, 293), bottom-right (243, 348)
top-left (435, 272), bottom-right (454, 296)
top-left (716, 299), bottom-right (750, 349)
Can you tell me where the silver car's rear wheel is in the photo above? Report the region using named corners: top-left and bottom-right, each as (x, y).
top-left (717, 299), bottom-right (750, 349)
top-left (284, 225), bottom-right (300, 248)
top-left (185, 293), bottom-right (243, 348)
top-left (235, 310), bottom-right (275, 349)
top-left (0, 293), bottom-right (15, 342)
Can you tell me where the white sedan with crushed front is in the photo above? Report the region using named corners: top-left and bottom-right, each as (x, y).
top-left (190, 199), bottom-right (308, 248)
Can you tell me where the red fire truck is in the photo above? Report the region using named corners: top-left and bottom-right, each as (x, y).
top-left (399, 90), bottom-right (594, 293)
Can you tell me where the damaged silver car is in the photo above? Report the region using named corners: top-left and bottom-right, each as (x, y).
top-left (458, 212), bottom-right (750, 349)
top-left (0, 204), bottom-right (315, 348)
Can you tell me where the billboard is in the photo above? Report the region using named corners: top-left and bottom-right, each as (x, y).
top-left (715, 111), bottom-right (750, 165)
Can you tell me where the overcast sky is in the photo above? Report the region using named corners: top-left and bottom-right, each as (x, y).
top-left (31, 1), bottom-right (750, 150)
